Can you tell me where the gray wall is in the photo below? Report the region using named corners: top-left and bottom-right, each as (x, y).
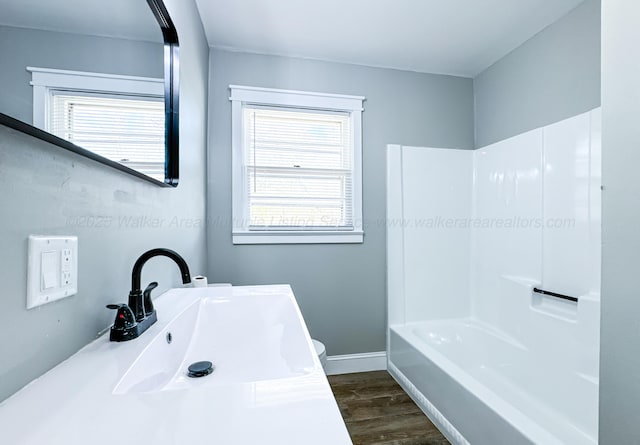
top-left (599, 1), bottom-right (640, 441)
top-left (0, 0), bottom-right (209, 402)
top-left (473, 0), bottom-right (601, 147)
top-left (0, 25), bottom-right (163, 124)
top-left (207, 49), bottom-right (474, 356)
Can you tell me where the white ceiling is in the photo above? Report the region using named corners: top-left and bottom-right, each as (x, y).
top-left (195, 0), bottom-right (585, 77)
top-left (0, 0), bottom-right (161, 42)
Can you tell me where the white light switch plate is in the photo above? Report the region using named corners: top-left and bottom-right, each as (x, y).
top-left (27, 236), bottom-right (78, 309)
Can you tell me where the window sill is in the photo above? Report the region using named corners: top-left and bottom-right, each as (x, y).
top-left (232, 231), bottom-right (364, 245)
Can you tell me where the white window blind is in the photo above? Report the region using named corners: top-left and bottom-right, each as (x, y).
top-left (50, 92), bottom-right (165, 181)
top-left (243, 106), bottom-right (353, 230)
top-left (230, 85), bottom-right (364, 244)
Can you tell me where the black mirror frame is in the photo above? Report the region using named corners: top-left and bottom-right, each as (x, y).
top-left (0, 0), bottom-right (180, 187)
top-left (148, 0), bottom-right (180, 187)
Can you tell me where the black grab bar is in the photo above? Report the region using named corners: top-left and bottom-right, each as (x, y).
top-left (533, 287), bottom-right (578, 303)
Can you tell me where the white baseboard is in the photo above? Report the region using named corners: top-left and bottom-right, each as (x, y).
top-left (325, 351), bottom-right (387, 375)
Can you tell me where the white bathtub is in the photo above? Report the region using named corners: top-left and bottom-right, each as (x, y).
top-left (389, 318), bottom-right (597, 445)
top-left (386, 111), bottom-right (601, 444)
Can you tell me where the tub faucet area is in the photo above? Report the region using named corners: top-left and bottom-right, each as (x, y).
top-left (108, 248), bottom-right (192, 342)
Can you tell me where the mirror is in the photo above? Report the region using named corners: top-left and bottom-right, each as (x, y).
top-left (0, 0), bottom-right (179, 186)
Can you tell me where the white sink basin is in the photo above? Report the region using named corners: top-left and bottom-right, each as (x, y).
top-left (114, 291), bottom-right (316, 394)
top-left (0, 285), bottom-right (352, 445)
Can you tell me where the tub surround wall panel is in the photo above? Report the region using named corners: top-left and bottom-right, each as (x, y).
top-left (0, 0), bottom-right (209, 402)
top-left (542, 111), bottom-right (594, 299)
top-left (405, 148), bottom-right (471, 319)
top-left (401, 147), bottom-right (472, 323)
top-left (386, 109), bottom-right (601, 444)
top-left (470, 111), bottom-right (601, 386)
top-left (207, 49), bottom-right (474, 356)
top-left (471, 129), bottom-right (544, 331)
top-left (386, 145), bottom-right (406, 327)
top-left (473, 0), bottom-right (601, 147)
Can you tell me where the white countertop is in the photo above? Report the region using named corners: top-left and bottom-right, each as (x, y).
top-left (0, 285), bottom-right (352, 444)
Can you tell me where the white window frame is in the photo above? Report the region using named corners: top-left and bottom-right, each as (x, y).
top-left (28, 67), bottom-right (164, 132)
top-left (230, 85), bottom-right (365, 245)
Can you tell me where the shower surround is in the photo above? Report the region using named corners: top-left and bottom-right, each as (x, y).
top-left (386, 109), bottom-right (601, 445)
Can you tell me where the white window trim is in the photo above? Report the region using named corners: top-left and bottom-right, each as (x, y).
top-left (230, 85), bottom-right (365, 245)
top-left (28, 67), bottom-right (163, 132)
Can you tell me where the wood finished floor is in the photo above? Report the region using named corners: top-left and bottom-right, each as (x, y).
top-left (328, 371), bottom-right (450, 445)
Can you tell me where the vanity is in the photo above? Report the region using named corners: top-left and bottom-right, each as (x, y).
top-left (0, 285), bottom-right (352, 444)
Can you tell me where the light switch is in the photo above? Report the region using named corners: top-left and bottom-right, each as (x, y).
top-left (41, 251), bottom-right (58, 290)
top-left (27, 236), bottom-right (78, 309)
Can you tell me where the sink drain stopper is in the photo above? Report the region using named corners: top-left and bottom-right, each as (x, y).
top-left (188, 361), bottom-right (214, 378)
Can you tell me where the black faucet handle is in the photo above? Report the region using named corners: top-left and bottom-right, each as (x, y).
top-left (144, 282), bottom-right (158, 295)
top-left (106, 304), bottom-right (137, 330)
top-left (143, 281), bottom-right (159, 316)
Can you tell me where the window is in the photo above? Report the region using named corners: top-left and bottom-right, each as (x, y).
top-left (230, 85), bottom-right (364, 244)
top-left (29, 67), bottom-right (165, 181)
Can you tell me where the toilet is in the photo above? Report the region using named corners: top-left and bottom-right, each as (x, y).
top-left (312, 339), bottom-right (327, 370)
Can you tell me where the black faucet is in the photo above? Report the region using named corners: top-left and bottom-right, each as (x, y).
top-left (108, 248), bottom-right (192, 342)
